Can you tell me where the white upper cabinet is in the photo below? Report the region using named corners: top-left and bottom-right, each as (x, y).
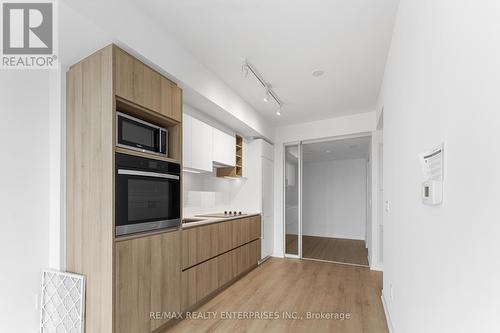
top-left (182, 114), bottom-right (193, 168)
top-left (212, 128), bottom-right (236, 167)
top-left (183, 114), bottom-right (213, 172)
top-left (183, 113), bottom-right (237, 172)
top-left (191, 116), bottom-right (213, 172)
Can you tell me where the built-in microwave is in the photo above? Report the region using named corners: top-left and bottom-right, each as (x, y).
top-left (117, 112), bottom-right (168, 156)
top-left (115, 153), bottom-right (181, 236)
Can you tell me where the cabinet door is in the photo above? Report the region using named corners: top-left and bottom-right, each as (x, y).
top-left (190, 117), bottom-right (213, 172)
top-left (115, 48), bottom-right (161, 114)
top-left (115, 47), bottom-right (181, 121)
top-left (212, 128), bottom-right (236, 166)
top-left (115, 231), bottom-right (181, 333)
top-left (182, 114), bottom-right (193, 168)
top-left (160, 78), bottom-right (182, 122)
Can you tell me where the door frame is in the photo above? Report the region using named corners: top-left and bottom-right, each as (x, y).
top-left (283, 141), bottom-right (302, 259)
top-left (282, 132), bottom-right (373, 261)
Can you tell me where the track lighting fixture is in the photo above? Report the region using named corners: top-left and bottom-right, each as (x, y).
top-left (242, 59), bottom-right (284, 114)
top-left (241, 62), bottom-right (249, 78)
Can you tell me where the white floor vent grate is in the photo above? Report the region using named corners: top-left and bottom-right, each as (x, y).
top-left (40, 270), bottom-right (86, 333)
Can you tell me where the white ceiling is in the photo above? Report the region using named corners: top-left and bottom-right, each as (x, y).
top-left (137, 0), bottom-right (398, 126)
top-left (303, 136), bottom-right (370, 163)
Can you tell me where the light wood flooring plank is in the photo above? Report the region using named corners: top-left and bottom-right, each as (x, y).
top-left (168, 258), bottom-right (387, 333)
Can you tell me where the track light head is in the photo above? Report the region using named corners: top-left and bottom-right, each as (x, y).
top-left (263, 88), bottom-right (270, 102)
top-left (276, 105), bottom-right (282, 116)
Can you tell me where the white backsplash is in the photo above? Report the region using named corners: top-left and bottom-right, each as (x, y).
top-left (183, 169), bottom-right (253, 217)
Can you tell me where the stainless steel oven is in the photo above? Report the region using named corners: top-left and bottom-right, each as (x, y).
top-left (115, 153), bottom-right (180, 236)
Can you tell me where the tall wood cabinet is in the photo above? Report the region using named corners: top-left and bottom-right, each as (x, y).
top-left (66, 44), bottom-right (183, 333)
top-left (67, 44), bottom-right (261, 333)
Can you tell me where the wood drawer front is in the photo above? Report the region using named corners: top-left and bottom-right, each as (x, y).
top-left (115, 231), bottom-right (181, 333)
top-left (231, 216), bottom-right (261, 248)
top-left (182, 216), bottom-right (261, 269)
top-left (182, 223), bottom-right (219, 269)
top-left (248, 216), bottom-right (261, 243)
top-left (114, 48), bottom-right (181, 121)
top-left (181, 253), bottom-right (218, 309)
top-left (182, 239), bottom-right (261, 310)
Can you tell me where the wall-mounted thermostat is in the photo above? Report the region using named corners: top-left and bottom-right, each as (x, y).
top-left (422, 180), bottom-right (443, 205)
top-left (420, 144), bottom-right (444, 205)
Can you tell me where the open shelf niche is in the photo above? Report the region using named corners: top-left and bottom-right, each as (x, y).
top-left (217, 134), bottom-right (243, 178)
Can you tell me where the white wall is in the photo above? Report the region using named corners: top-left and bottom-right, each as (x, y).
top-left (378, 1), bottom-right (500, 332)
top-left (0, 71), bottom-right (51, 333)
top-left (274, 112), bottom-right (377, 257)
top-left (303, 159), bottom-right (367, 240)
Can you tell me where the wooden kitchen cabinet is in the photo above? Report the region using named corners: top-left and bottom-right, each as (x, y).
top-left (115, 47), bottom-right (181, 121)
top-left (182, 216), bottom-right (261, 269)
top-left (217, 250), bottom-right (235, 287)
top-left (182, 222), bottom-right (219, 270)
top-left (181, 216), bottom-right (261, 311)
top-left (217, 219), bottom-right (234, 254)
top-left (182, 238), bottom-right (261, 310)
top-left (160, 78), bottom-right (182, 122)
top-left (181, 254), bottom-right (219, 309)
top-left (115, 231), bottom-right (181, 333)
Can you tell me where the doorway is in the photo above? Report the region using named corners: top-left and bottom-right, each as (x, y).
top-left (284, 135), bottom-right (371, 267)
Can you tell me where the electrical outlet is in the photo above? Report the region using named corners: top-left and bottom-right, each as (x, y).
top-left (385, 200), bottom-right (391, 213)
top-left (390, 284), bottom-right (394, 299)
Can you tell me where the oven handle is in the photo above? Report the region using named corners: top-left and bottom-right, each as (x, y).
top-left (118, 169), bottom-right (180, 180)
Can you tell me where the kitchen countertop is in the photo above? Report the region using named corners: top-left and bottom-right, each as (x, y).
top-left (181, 213), bottom-right (261, 229)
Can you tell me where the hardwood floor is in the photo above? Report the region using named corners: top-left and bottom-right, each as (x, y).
top-left (302, 236), bottom-right (369, 266)
top-left (286, 235), bottom-right (369, 266)
top-left (168, 258), bottom-right (388, 333)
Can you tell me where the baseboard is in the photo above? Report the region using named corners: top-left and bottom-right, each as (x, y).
top-left (302, 257), bottom-right (369, 268)
top-left (381, 290), bottom-right (395, 333)
top-left (258, 255), bottom-right (272, 264)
